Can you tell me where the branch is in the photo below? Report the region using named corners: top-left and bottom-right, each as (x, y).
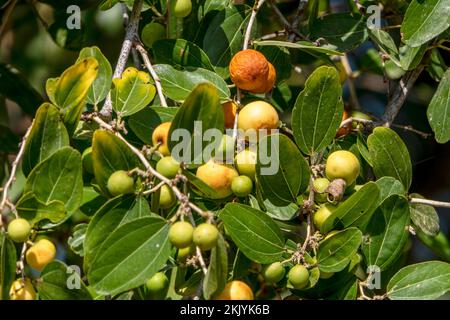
top-left (99, 0), bottom-right (144, 119)
top-left (243, 0), bottom-right (266, 50)
top-left (340, 54), bottom-right (362, 110)
top-left (288, 0), bottom-right (308, 42)
top-left (410, 197), bottom-right (450, 209)
top-left (267, 0), bottom-right (305, 40)
top-left (135, 43), bottom-right (168, 107)
top-left (381, 66), bottom-right (424, 126)
top-left (0, 0), bottom-right (18, 36)
top-left (0, 121), bottom-right (34, 230)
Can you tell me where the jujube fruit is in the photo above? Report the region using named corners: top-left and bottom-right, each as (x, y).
top-left (234, 149), bottom-right (257, 180)
top-left (325, 150), bottom-right (360, 185)
top-left (288, 264), bottom-right (309, 289)
top-left (213, 134), bottom-right (235, 162)
top-left (193, 223), bottom-right (219, 251)
top-left (313, 178), bottom-right (330, 203)
top-left (229, 50), bottom-right (275, 94)
top-left (152, 122), bottom-right (172, 156)
top-left (177, 244), bottom-right (195, 262)
top-left (313, 203), bottom-right (337, 230)
top-left (7, 218), bottom-right (31, 243)
top-left (107, 170), bottom-right (135, 196)
top-left (159, 185), bottom-right (176, 209)
top-left (262, 262), bottom-right (286, 284)
top-left (168, 221), bottom-right (194, 248)
top-left (231, 175), bottom-right (253, 197)
top-left (9, 278), bottom-right (36, 300)
top-left (171, 0), bottom-right (192, 18)
top-left (216, 280), bottom-right (254, 300)
top-left (156, 156), bottom-right (180, 179)
top-left (141, 22), bottom-right (166, 48)
top-left (238, 101), bottom-right (279, 140)
top-left (26, 239), bottom-right (56, 271)
top-left (222, 101), bottom-right (238, 129)
top-left (196, 160), bottom-right (238, 199)
top-left (146, 272), bottom-right (169, 296)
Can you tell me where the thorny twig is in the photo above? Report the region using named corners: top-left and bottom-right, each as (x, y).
top-left (243, 0), bottom-right (267, 50)
top-left (288, 0), bottom-right (308, 42)
top-left (410, 197), bottom-right (450, 209)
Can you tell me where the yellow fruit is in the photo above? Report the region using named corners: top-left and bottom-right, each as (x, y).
top-left (152, 122), bottom-right (172, 156)
top-left (159, 185), bottom-right (176, 209)
top-left (9, 278), bottom-right (36, 300)
top-left (216, 280), bottom-right (254, 300)
top-left (222, 101), bottom-right (238, 129)
top-left (196, 160), bottom-right (238, 199)
top-left (234, 149), bottom-right (257, 180)
top-left (107, 170), bottom-right (135, 196)
top-left (171, 0), bottom-right (192, 18)
top-left (229, 49), bottom-right (270, 93)
top-left (141, 22), bottom-right (166, 48)
top-left (156, 156), bottom-right (180, 179)
top-left (169, 221), bottom-right (194, 249)
top-left (238, 101), bottom-right (279, 140)
top-left (26, 239), bottom-right (56, 271)
top-left (7, 218), bottom-right (31, 243)
top-left (313, 203), bottom-right (337, 230)
top-left (325, 150), bottom-right (360, 185)
top-left (288, 264), bottom-right (309, 289)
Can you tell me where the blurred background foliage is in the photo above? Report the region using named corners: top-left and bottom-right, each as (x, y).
top-left (0, 0), bottom-right (449, 276)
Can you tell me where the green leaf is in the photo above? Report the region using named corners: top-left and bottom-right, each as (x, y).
top-left (409, 193), bottom-right (440, 236)
top-left (111, 67), bottom-right (156, 117)
top-left (416, 231), bottom-right (450, 262)
top-left (24, 147), bottom-right (83, 212)
top-left (129, 107), bottom-right (178, 144)
top-left (54, 58), bottom-right (99, 135)
top-left (220, 203), bottom-right (285, 264)
top-left (387, 261), bottom-right (450, 300)
top-left (203, 5), bottom-right (251, 78)
top-left (256, 134), bottom-right (310, 206)
top-left (154, 64), bottom-right (230, 102)
top-left (321, 182), bottom-right (380, 233)
top-left (253, 40), bottom-right (343, 56)
top-left (362, 195), bottom-right (410, 271)
top-left (368, 29), bottom-right (400, 66)
top-left (427, 49), bottom-right (447, 81)
top-left (88, 217), bottom-right (171, 296)
top-left (326, 279), bottom-right (358, 300)
top-left (367, 127), bottom-right (413, 190)
top-left (77, 46), bottom-right (112, 106)
top-left (427, 69), bottom-right (450, 143)
top-left (22, 103), bottom-right (69, 177)
top-left (92, 130), bottom-right (141, 196)
top-left (292, 66), bottom-right (344, 155)
top-left (310, 13), bottom-right (368, 52)
top-left (401, 0), bottom-right (450, 47)
top-left (375, 177), bottom-right (406, 203)
top-left (48, 13), bottom-right (86, 50)
top-left (197, 0), bottom-right (233, 20)
top-left (16, 192), bottom-right (66, 227)
top-left (68, 223), bottom-right (88, 257)
top-left (37, 261), bottom-right (92, 300)
top-left (153, 39), bottom-right (215, 71)
top-left (203, 234), bottom-right (228, 300)
top-left (399, 44), bottom-right (427, 71)
top-left (263, 199), bottom-right (298, 221)
top-left (317, 228), bottom-right (363, 273)
top-left (0, 64), bottom-right (44, 116)
top-left (0, 232), bottom-right (17, 300)
top-left (168, 83), bottom-right (224, 164)
top-left (183, 170), bottom-right (218, 199)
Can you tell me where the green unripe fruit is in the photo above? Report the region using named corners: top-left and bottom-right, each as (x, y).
top-left (288, 264), bottom-right (309, 289)
top-left (234, 149), bottom-right (257, 180)
top-left (214, 134), bottom-right (235, 162)
top-left (169, 221), bottom-right (194, 248)
top-left (107, 170), bottom-right (135, 196)
top-left (7, 219), bottom-right (31, 243)
top-left (156, 156), bottom-right (180, 179)
top-left (177, 244), bottom-right (195, 262)
top-left (262, 262), bottom-right (286, 284)
top-left (313, 178), bottom-right (330, 203)
top-left (231, 175), bottom-right (253, 197)
top-left (313, 203), bottom-right (336, 230)
top-left (193, 223), bottom-right (219, 251)
top-left (145, 272), bottom-right (169, 298)
top-left (325, 150), bottom-right (360, 185)
top-left (141, 22), bottom-right (166, 48)
top-left (159, 185), bottom-right (176, 209)
top-left (81, 147), bottom-right (94, 174)
top-left (171, 0), bottom-right (192, 18)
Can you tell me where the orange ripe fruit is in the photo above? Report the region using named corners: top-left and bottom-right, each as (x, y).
top-left (229, 49), bottom-right (270, 93)
top-left (253, 62), bottom-right (277, 93)
top-left (336, 110), bottom-right (351, 137)
top-left (216, 280), bottom-right (254, 300)
top-left (222, 101), bottom-right (238, 129)
top-left (196, 160), bottom-right (238, 199)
